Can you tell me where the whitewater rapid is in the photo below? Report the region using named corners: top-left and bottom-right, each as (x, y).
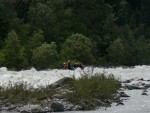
top-left (0, 65), bottom-right (150, 87)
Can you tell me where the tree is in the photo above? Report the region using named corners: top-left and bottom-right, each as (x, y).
top-left (0, 0), bottom-right (16, 44)
top-left (28, 3), bottom-right (56, 43)
top-left (28, 0), bottom-right (74, 50)
top-left (28, 29), bottom-right (44, 49)
top-left (116, 0), bottom-right (130, 26)
top-left (3, 30), bottom-right (28, 70)
top-left (0, 51), bottom-right (5, 67)
top-left (107, 37), bottom-right (126, 65)
top-left (61, 33), bottom-right (95, 64)
top-left (141, 0), bottom-right (150, 26)
top-left (32, 42), bottom-right (58, 70)
top-left (134, 37), bottom-right (150, 65)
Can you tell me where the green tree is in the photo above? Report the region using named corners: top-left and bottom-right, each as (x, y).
top-left (116, 0), bottom-right (130, 26)
top-left (0, 0), bottom-right (17, 45)
top-left (28, 0), bottom-right (74, 50)
top-left (141, 0), bottom-right (150, 26)
top-left (61, 33), bottom-right (95, 64)
top-left (0, 51), bottom-right (5, 67)
top-left (107, 37), bottom-right (126, 65)
top-left (28, 3), bottom-right (56, 43)
top-left (28, 29), bottom-right (44, 49)
top-left (134, 37), bottom-right (150, 65)
top-left (32, 42), bottom-right (58, 70)
top-left (25, 29), bottom-right (45, 64)
top-left (3, 30), bottom-right (28, 70)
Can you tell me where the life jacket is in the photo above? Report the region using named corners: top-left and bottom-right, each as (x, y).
top-left (64, 63), bottom-right (68, 69)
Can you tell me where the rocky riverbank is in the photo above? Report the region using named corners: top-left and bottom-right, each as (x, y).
top-left (0, 76), bottom-right (149, 113)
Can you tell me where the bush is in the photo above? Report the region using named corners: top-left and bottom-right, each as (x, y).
top-left (32, 42), bottom-right (59, 70)
top-left (67, 73), bottom-right (121, 109)
top-left (61, 33), bottom-right (95, 64)
top-left (0, 81), bottom-right (55, 104)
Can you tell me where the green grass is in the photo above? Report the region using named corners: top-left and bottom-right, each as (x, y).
top-left (66, 73), bottom-right (121, 110)
top-left (0, 81), bottom-right (55, 104)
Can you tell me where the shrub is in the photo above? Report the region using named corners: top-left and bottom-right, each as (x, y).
top-left (32, 42), bottom-right (58, 70)
top-left (67, 73), bottom-right (121, 109)
top-left (0, 81), bottom-right (55, 104)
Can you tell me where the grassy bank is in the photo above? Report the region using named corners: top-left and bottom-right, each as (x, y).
top-left (0, 73), bottom-right (121, 110)
top-left (0, 82), bottom-right (55, 104)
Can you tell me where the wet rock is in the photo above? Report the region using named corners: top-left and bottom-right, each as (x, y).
top-left (52, 94), bottom-right (63, 99)
top-left (51, 102), bottom-right (64, 112)
top-left (1, 107), bottom-right (9, 111)
top-left (119, 92), bottom-right (130, 97)
top-left (124, 84), bottom-right (143, 90)
top-left (43, 106), bottom-right (51, 112)
top-left (122, 79), bottom-right (132, 83)
top-left (123, 84), bottom-right (133, 90)
top-left (50, 77), bottom-right (73, 88)
top-left (137, 78), bottom-right (144, 81)
top-left (116, 101), bottom-right (124, 106)
top-left (20, 110), bottom-right (31, 113)
top-left (7, 104), bottom-right (17, 111)
top-left (19, 105), bottom-right (43, 113)
top-left (142, 92), bottom-right (148, 95)
top-left (31, 106), bottom-right (43, 113)
top-left (141, 83), bottom-right (146, 86)
top-left (144, 84), bottom-right (150, 89)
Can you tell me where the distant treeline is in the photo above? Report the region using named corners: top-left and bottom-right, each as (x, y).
top-left (0, 0), bottom-right (150, 70)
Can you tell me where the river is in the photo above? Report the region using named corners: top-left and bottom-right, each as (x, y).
top-left (0, 66), bottom-right (150, 113)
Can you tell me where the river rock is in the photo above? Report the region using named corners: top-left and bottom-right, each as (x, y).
top-left (51, 102), bottom-right (64, 112)
top-left (116, 101), bottom-right (124, 106)
top-left (142, 92), bottom-right (148, 95)
top-left (19, 105), bottom-right (43, 113)
top-left (20, 110), bottom-right (31, 113)
top-left (119, 92), bottom-right (130, 97)
top-left (144, 84), bottom-right (150, 89)
top-left (50, 77), bottom-right (73, 88)
top-left (124, 84), bottom-right (143, 90)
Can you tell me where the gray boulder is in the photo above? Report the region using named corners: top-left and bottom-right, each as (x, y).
top-left (51, 102), bottom-right (64, 112)
top-left (119, 92), bottom-right (130, 97)
top-left (50, 77), bottom-right (73, 88)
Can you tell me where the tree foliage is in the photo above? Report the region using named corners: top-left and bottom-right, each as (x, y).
top-left (32, 42), bottom-right (58, 70)
top-left (0, 0), bottom-right (150, 69)
top-left (3, 30), bottom-right (27, 69)
top-left (107, 37), bottom-right (126, 65)
top-left (61, 33), bottom-right (95, 64)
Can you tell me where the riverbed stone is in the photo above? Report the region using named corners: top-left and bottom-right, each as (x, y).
top-left (142, 92), bottom-right (148, 95)
top-left (20, 110), bottom-right (31, 113)
top-left (119, 92), bottom-right (130, 97)
top-left (51, 102), bottom-right (64, 112)
top-left (50, 77), bottom-right (73, 88)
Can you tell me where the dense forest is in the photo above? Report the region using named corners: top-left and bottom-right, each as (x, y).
top-left (0, 0), bottom-right (150, 70)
